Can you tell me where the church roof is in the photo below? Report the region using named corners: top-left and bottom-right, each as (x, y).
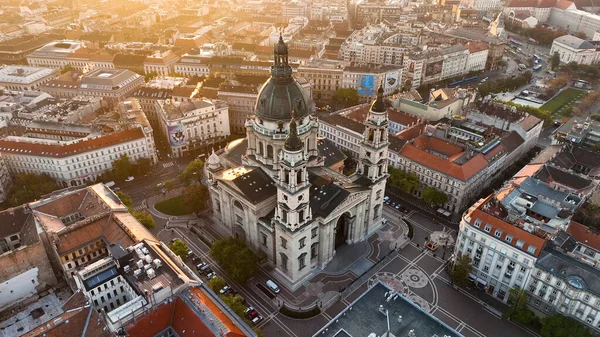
top-left (232, 168), bottom-right (276, 204)
top-left (309, 173), bottom-right (350, 218)
top-left (318, 138), bottom-right (347, 167)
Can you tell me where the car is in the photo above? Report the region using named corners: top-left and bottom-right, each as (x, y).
top-left (251, 315), bottom-right (263, 324)
top-left (186, 249), bottom-right (193, 258)
top-left (391, 202), bottom-right (397, 208)
top-left (219, 285), bottom-right (231, 294)
top-left (395, 204), bottom-right (401, 210)
top-left (385, 199), bottom-right (391, 205)
top-left (425, 241), bottom-right (438, 251)
top-left (112, 187), bottom-right (121, 192)
top-left (206, 272), bottom-right (217, 279)
top-left (480, 78), bottom-right (487, 83)
top-left (245, 307), bottom-right (258, 319)
top-left (383, 196), bottom-right (390, 201)
top-left (381, 218), bottom-right (388, 225)
top-left (196, 263), bottom-right (206, 271)
top-left (203, 267), bottom-right (213, 275)
top-left (156, 183), bottom-right (164, 188)
top-left (125, 176), bottom-right (135, 182)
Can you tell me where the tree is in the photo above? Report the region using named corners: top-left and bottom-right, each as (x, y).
top-left (115, 191), bottom-right (133, 209)
top-left (168, 239), bottom-right (189, 259)
top-left (551, 52), bottom-right (560, 70)
top-left (133, 210), bottom-right (155, 230)
top-left (182, 184), bottom-right (208, 213)
top-left (134, 157), bottom-right (153, 176)
top-left (164, 180), bottom-right (176, 191)
top-left (388, 166), bottom-right (420, 193)
top-left (209, 276), bottom-right (227, 293)
top-left (210, 238), bottom-right (258, 283)
top-left (221, 294), bottom-right (248, 318)
top-left (449, 253), bottom-right (472, 288)
top-left (7, 173), bottom-right (58, 207)
top-left (113, 154), bottom-right (134, 181)
top-left (573, 31), bottom-right (587, 39)
top-left (61, 64), bottom-right (73, 74)
top-left (421, 187), bottom-right (448, 206)
top-left (332, 88), bottom-right (360, 109)
top-left (179, 159), bottom-right (204, 185)
top-left (506, 289), bottom-right (541, 328)
top-left (541, 314), bottom-right (593, 337)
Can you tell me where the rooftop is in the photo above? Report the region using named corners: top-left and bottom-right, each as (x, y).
top-left (317, 138), bottom-right (347, 167)
top-left (0, 66), bottom-right (58, 85)
top-left (554, 35), bottom-right (595, 49)
top-left (314, 281), bottom-right (462, 337)
top-left (80, 68), bottom-right (142, 91)
top-left (28, 40), bottom-right (82, 60)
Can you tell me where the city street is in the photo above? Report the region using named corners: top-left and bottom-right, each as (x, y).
top-left (157, 203), bottom-right (533, 337)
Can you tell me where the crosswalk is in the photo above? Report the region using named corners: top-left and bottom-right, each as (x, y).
top-left (133, 205), bottom-right (146, 211)
top-left (162, 162), bottom-right (175, 168)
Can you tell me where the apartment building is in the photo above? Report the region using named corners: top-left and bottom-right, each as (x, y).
top-left (0, 65), bottom-right (59, 91)
top-left (342, 66), bottom-right (402, 99)
top-left (403, 44), bottom-right (469, 89)
top-left (0, 126), bottom-right (156, 187)
top-left (144, 52), bottom-right (180, 76)
top-left (78, 68), bottom-right (145, 105)
top-left (465, 42), bottom-right (489, 72)
top-left (156, 98), bottom-right (231, 158)
top-left (217, 85), bottom-right (258, 134)
top-left (26, 40), bottom-right (83, 68)
top-left (554, 117), bottom-right (600, 149)
top-left (297, 59), bottom-right (344, 104)
top-left (393, 88), bottom-right (477, 122)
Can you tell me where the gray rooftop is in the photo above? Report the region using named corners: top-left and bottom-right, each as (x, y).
top-left (537, 246), bottom-right (600, 297)
top-left (554, 35), bottom-right (596, 50)
top-left (314, 281), bottom-right (463, 337)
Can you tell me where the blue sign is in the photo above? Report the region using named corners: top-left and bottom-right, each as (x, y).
top-left (358, 75), bottom-right (375, 96)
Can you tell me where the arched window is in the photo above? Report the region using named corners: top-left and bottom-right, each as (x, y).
top-left (279, 253), bottom-right (288, 271)
top-left (258, 141), bottom-right (264, 156)
top-left (267, 145), bottom-right (273, 159)
top-left (234, 200), bottom-right (243, 210)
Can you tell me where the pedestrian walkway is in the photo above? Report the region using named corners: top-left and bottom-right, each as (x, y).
top-left (162, 162), bottom-right (175, 168)
top-left (132, 204), bottom-right (146, 211)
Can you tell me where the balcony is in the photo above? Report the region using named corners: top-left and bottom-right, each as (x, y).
top-left (507, 264), bottom-right (515, 270)
top-left (504, 271), bottom-right (513, 279)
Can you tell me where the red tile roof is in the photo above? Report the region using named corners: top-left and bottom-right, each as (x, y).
top-left (465, 41), bottom-right (489, 53)
top-left (519, 115), bottom-right (542, 131)
top-left (567, 221), bottom-right (600, 251)
top-left (0, 128), bottom-right (145, 158)
top-left (468, 208), bottom-right (546, 256)
top-left (413, 136), bottom-right (464, 157)
top-left (400, 142), bottom-right (489, 181)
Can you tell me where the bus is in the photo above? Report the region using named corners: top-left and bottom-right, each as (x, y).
top-left (449, 76), bottom-right (479, 88)
top-left (533, 64), bottom-right (542, 72)
top-left (509, 39), bottom-right (523, 47)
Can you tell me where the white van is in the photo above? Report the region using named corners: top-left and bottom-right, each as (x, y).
top-left (266, 280), bottom-right (280, 294)
top-left (105, 181), bottom-right (115, 188)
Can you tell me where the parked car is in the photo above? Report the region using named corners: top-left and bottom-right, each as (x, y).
top-left (381, 218), bottom-right (388, 225)
top-left (252, 315), bottom-right (263, 324)
top-left (245, 307), bottom-right (258, 319)
top-left (383, 196), bottom-right (390, 202)
top-left (394, 204), bottom-right (401, 210)
top-left (391, 202), bottom-right (397, 208)
top-left (206, 272), bottom-right (217, 279)
top-left (112, 187), bottom-right (121, 192)
top-left (186, 249), bottom-right (194, 258)
top-left (385, 199), bottom-right (391, 205)
top-left (125, 176), bottom-right (135, 182)
top-left (195, 263), bottom-right (206, 272)
top-left (219, 285), bottom-right (231, 294)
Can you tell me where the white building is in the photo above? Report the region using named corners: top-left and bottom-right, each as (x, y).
top-left (156, 98), bottom-right (231, 158)
top-left (403, 44), bottom-right (469, 89)
top-left (174, 52), bottom-right (211, 77)
top-left (207, 38), bottom-right (389, 287)
top-left (79, 68), bottom-right (145, 105)
top-left (144, 52), bottom-right (180, 76)
top-left (297, 59), bottom-right (345, 104)
top-left (0, 66), bottom-right (59, 91)
top-left (550, 35), bottom-right (600, 65)
top-left (0, 126), bottom-right (156, 187)
top-left (26, 40), bottom-right (83, 68)
top-left (465, 42), bottom-right (489, 72)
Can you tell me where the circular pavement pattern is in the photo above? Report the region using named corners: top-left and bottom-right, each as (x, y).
top-left (368, 272), bottom-right (409, 295)
top-left (407, 293), bottom-right (431, 312)
top-left (401, 268), bottom-right (429, 289)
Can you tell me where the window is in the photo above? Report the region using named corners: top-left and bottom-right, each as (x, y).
top-left (311, 243), bottom-right (318, 259)
top-left (527, 245), bottom-right (537, 254)
top-left (261, 233), bottom-right (267, 247)
top-left (298, 253), bottom-right (307, 270)
top-left (494, 229), bottom-right (503, 238)
top-left (280, 237), bottom-right (287, 249)
top-left (505, 235), bottom-right (513, 244)
top-left (311, 227), bottom-right (318, 238)
top-left (516, 239), bottom-right (525, 249)
top-left (299, 237), bottom-right (306, 249)
top-left (280, 253), bottom-right (288, 271)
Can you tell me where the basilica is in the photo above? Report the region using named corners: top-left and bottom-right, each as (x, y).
top-left (205, 36), bottom-right (390, 287)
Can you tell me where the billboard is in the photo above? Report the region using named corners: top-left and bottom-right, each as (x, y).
top-left (384, 71), bottom-right (400, 91)
top-left (168, 124), bottom-right (186, 147)
top-left (357, 75), bottom-right (375, 96)
top-left (424, 60), bottom-right (443, 77)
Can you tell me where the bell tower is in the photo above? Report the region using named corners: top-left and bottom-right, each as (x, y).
top-left (358, 83), bottom-right (389, 182)
top-left (274, 111), bottom-right (312, 232)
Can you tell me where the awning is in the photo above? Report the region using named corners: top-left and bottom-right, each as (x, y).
top-left (469, 273), bottom-right (477, 280)
top-left (476, 277), bottom-right (487, 286)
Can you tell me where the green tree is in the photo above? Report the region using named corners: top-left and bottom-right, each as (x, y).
top-left (541, 314), bottom-right (593, 337)
top-left (115, 191), bottom-right (133, 209)
top-left (179, 159), bottom-right (204, 185)
top-left (210, 238), bottom-right (258, 283)
top-left (182, 184), bottom-right (208, 213)
top-left (506, 289), bottom-right (541, 328)
top-left (388, 166), bottom-right (421, 193)
top-left (221, 294), bottom-right (248, 318)
top-left (113, 154), bottom-right (134, 181)
top-left (449, 253), bottom-right (472, 288)
top-left (168, 239), bottom-right (189, 259)
top-left (134, 157), bottom-right (153, 176)
top-left (209, 276), bottom-right (227, 293)
top-left (421, 187), bottom-right (448, 206)
top-left (332, 88), bottom-right (360, 109)
top-left (573, 31), bottom-right (587, 39)
top-left (550, 51), bottom-right (561, 70)
top-left (133, 210), bottom-right (155, 230)
top-left (7, 174), bottom-right (58, 207)
top-left (164, 180), bottom-right (176, 191)
top-left (61, 64), bottom-right (73, 74)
